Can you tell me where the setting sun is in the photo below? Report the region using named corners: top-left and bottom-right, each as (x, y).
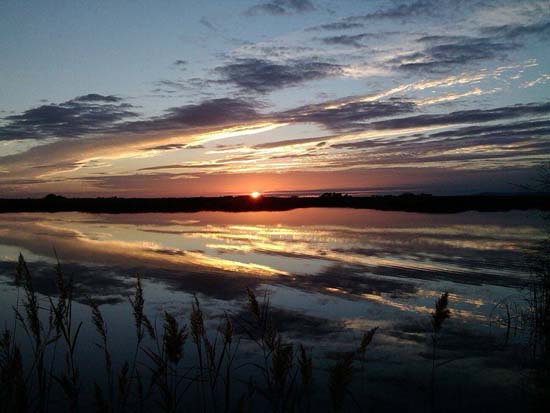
top-left (250, 191), bottom-right (261, 199)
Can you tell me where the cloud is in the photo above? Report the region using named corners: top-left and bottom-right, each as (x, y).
top-left (306, 21), bottom-right (364, 31)
top-left (0, 95), bottom-right (138, 141)
top-left (481, 20), bottom-right (550, 39)
top-left (2, 88), bottom-right (549, 192)
top-left (369, 101), bottom-right (550, 130)
top-left (253, 135), bottom-right (334, 149)
top-left (0, 96), bottom-right (261, 143)
top-left (390, 37), bottom-right (518, 73)
top-left (307, 1), bottom-right (444, 32)
top-left (521, 74), bottom-right (550, 88)
top-left (152, 79), bottom-right (188, 93)
top-left (0, 97), bottom-right (267, 182)
top-left (282, 99), bottom-right (417, 131)
top-left (137, 164), bottom-right (202, 171)
top-left (245, 0), bottom-right (314, 16)
top-left (416, 35), bottom-right (471, 44)
top-left (144, 143), bottom-right (204, 152)
top-left (416, 87), bottom-right (493, 106)
top-left (156, 98), bottom-right (260, 128)
top-left (199, 16), bottom-right (217, 30)
top-left (73, 94), bottom-right (124, 103)
top-left (428, 118), bottom-right (550, 140)
top-left (173, 59), bottom-right (187, 68)
top-left (319, 33), bottom-right (371, 48)
top-left (152, 78), bottom-right (214, 95)
top-left (347, 0), bottom-right (435, 22)
top-left (112, 98), bottom-right (262, 134)
top-left (215, 58), bottom-right (343, 93)
top-left (334, 118), bottom-right (550, 151)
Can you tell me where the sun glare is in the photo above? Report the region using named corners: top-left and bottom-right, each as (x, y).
top-left (250, 191), bottom-right (261, 199)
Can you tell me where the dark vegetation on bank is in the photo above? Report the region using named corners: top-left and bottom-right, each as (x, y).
top-left (1, 193), bottom-right (549, 214)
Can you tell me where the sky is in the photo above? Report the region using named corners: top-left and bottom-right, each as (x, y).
top-left (0, 0), bottom-right (549, 197)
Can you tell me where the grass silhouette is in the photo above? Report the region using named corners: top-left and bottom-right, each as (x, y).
top-left (13, 250), bottom-right (550, 412)
top-left (1, 254), bottom-right (388, 412)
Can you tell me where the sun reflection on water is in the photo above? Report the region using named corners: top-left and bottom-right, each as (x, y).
top-left (0, 209), bottom-right (542, 325)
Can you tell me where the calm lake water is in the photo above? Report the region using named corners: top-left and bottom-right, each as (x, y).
top-left (0, 208), bottom-right (547, 411)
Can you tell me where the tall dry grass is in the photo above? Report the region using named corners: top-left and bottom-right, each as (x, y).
top-left (0, 254), bottom-right (460, 412)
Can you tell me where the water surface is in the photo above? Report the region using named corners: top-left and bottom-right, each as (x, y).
top-left (0, 209), bottom-right (545, 411)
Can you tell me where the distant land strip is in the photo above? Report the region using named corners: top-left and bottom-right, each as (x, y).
top-left (0, 193), bottom-right (549, 214)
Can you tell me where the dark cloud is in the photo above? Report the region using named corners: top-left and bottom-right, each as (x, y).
top-left (390, 37), bottom-right (518, 72)
top-left (144, 143), bottom-right (205, 152)
top-left (333, 144), bottom-right (550, 170)
top-left (0, 95), bottom-right (138, 141)
top-left (334, 140), bottom-right (550, 168)
top-left (318, 32), bottom-right (399, 47)
top-left (481, 20), bottom-right (550, 39)
top-left (347, 0), bottom-right (435, 22)
top-left (152, 79), bottom-right (188, 93)
top-left (331, 116), bottom-right (550, 170)
top-left (136, 163), bottom-right (225, 172)
top-left (249, 45), bottom-right (315, 58)
top-left (161, 98), bottom-right (259, 127)
top-left (144, 143), bottom-right (187, 151)
top-left (306, 21), bottom-right (364, 31)
top-left (268, 152), bottom-right (318, 160)
top-left (0, 96), bottom-right (260, 142)
top-left (282, 99), bottom-right (417, 131)
top-left (119, 98), bottom-right (261, 134)
top-left (253, 135), bottom-right (334, 149)
top-left (245, 0), bottom-right (314, 16)
top-left (173, 59), bottom-right (187, 68)
top-left (319, 33), bottom-right (371, 47)
top-left (152, 78), bottom-right (214, 94)
top-left (138, 164), bottom-right (198, 171)
top-left (199, 16), bottom-right (217, 30)
top-left (416, 35), bottom-right (471, 43)
top-left (369, 102), bottom-right (550, 131)
top-left (73, 94), bottom-right (124, 103)
top-left (427, 118), bottom-right (550, 140)
top-left (215, 58), bottom-right (343, 93)
top-left (32, 161), bottom-right (82, 170)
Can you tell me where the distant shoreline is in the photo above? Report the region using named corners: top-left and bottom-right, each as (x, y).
top-left (0, 194), bottom-right (549, 214)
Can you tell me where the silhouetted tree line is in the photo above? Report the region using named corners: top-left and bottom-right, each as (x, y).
top-left (0, 193), bottom-right (548, 214)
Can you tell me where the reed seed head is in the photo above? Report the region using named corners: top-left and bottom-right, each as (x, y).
top-left (163, 311), bottom-right (187, 365)
top-left (432, 292), bottom-right (451, 333)
top-left (190, 296), bottom-right (205, 345)
top-left (129, 274), bottom-right (145, 342)
top-left (246, 287), bottom-right (261, 322)
top-left (358, 326), bottom-right (378, 356)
